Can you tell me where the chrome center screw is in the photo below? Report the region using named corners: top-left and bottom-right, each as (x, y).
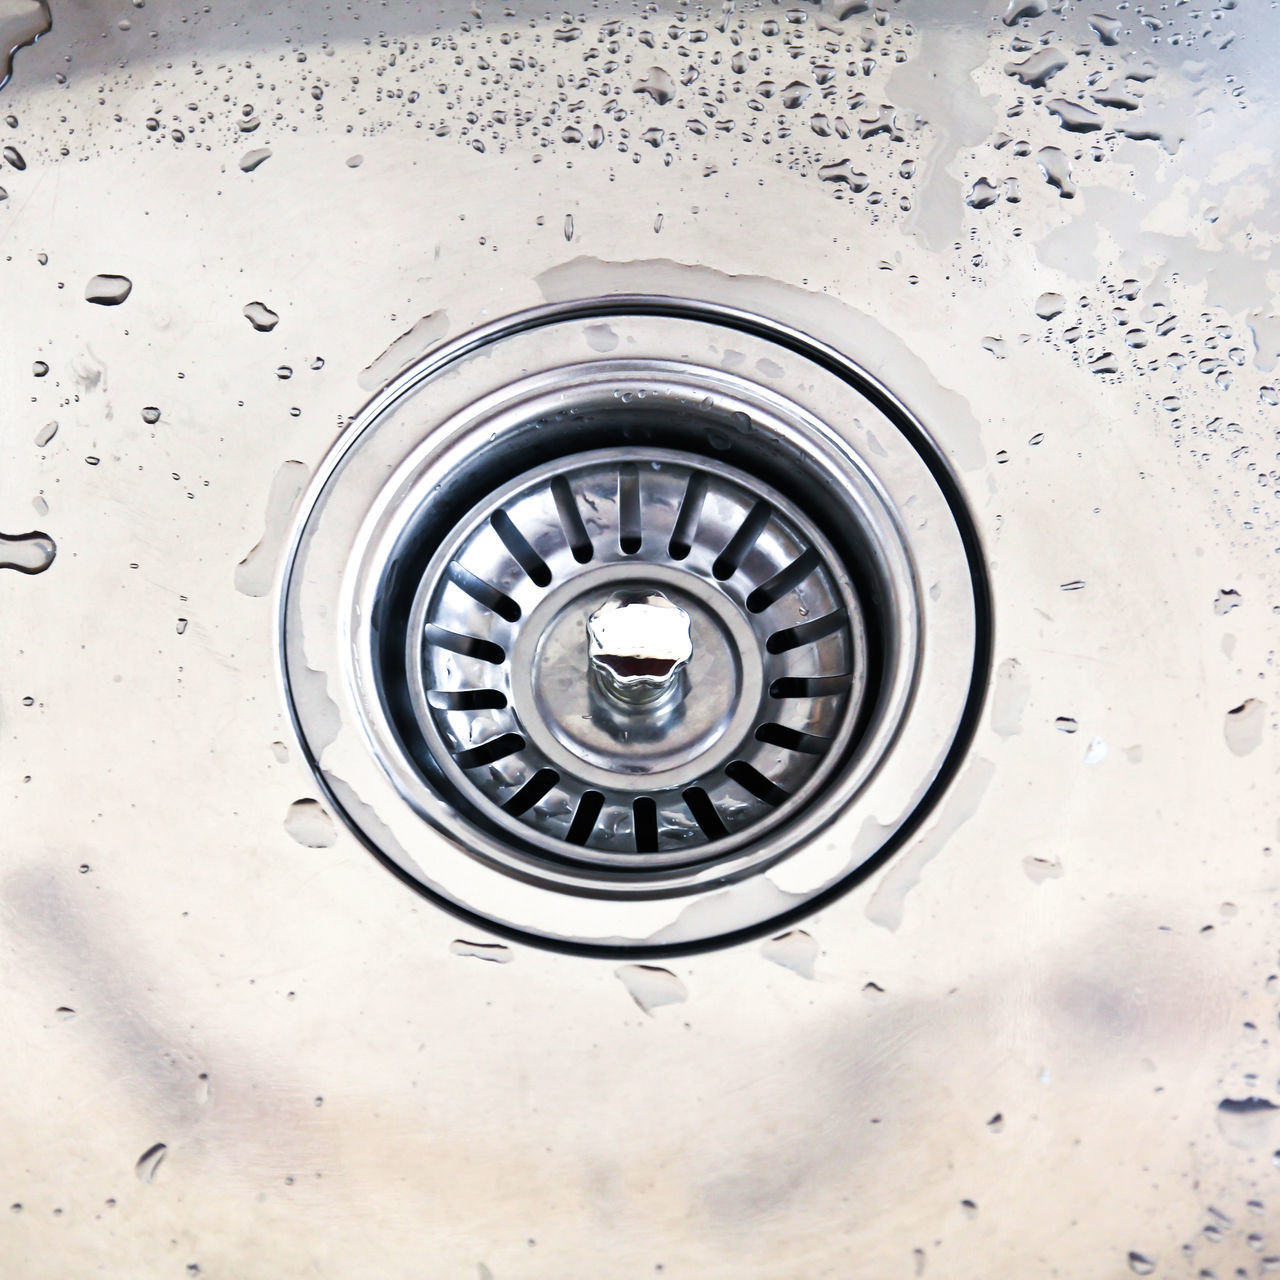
top-left (586, 590), bottom-right (694, 708)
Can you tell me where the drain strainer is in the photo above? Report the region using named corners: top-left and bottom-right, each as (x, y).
top-left (408, 448), bottom-right (863, 865)
top-left (281, 298), bottom-right (989, 951)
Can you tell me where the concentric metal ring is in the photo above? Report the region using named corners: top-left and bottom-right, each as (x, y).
top-left (403, 448), bottom-right (866, 869)
top-left (280, 297), bottom-right (988, 951)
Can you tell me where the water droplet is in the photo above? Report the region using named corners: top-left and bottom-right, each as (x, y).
top-left (85, 274), bottom-right (132, 306)
top-left (1224, 698), bottom-right (1265, 757)
top-left (563, 213), bottom-right (574, 242)
top-left (851, 105), bottom-right (893, 143)
top-left (2, 142), bottom-right (24, 169)
top-left (761, 929), bottom-right (818, 978)
top-left (1046, 98), bottom-right (1104, 133)
top-left (345, 153), bottom-right (363, 168)
top-left (135, 1142), bottom-right (167, 1183)
top-left (633, 66), bottom-right (675, 105)
top-left (33, 419), bottom-right (55, 446)
top-left (615, 964), bottom-right (687, 1016)
top-left (780, 80), bottom-right (810, 109)
top-left (141, 406), bottom-right (160, 424)
top-left (1035, 292), bottom-right (1065, 320)
top-left (1002, 0), bottom-right (1047, 25)
top-left (1005, 48), bottom-right (1068, 88)
top-left (0, 1), bottom-right (51, 93)
top-left (175, 617), bottom-right (188, 635)
top-left (1060, 580), bottom-right (1086, 592)
top-left (819, 159), bottom-right (869, 190)
top-left (966, 177), bottom-right (999, 209)
top-left (1036, 146), bottom-right (1076, 198)
top-left (1023, 855), bottom-right (1064, 883)
top-left (238, 146), bottom-right (271, 172)
top-left (235, 458), bottom-right (308, 597)
top-left (1216, 1096), bottom-right (1279, 1148)
top-left (284, 798), bottom-right (337, 848)
top-left (242, 300), bottom-right (279, 332)
top-left (1213, 588), bottom-right (1241, 615)
top-left (358, 312), bottom-right (448, 392)
top-left (1128, 1253), bottom-right (1156, 1276)
top-left (449, 939), bottom-right (514, 963)
top-left (31, 358), bottom-right (46, 376)
top-left (1089, 14), bottom-right (1122, 45)
top-left (584, 323), bottom-right (619, 353)
top-left (0, 530), bottom-right (55, 574)
top-left (990, 657), bottom-right (1030, 737)
top-left (1054, 716), bottom-right (1078, 733)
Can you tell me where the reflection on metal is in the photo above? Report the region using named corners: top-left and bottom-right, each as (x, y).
top-left (399, 445), bottom-right (864, 868)
top-left (587, 590), bottom-right (693, 708)
top-left (282, 300), bottom-right (985, 946)
top-left (2, 0), bottom-right (1278, 1275)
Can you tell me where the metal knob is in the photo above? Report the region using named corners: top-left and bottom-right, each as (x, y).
top-left (586, 590), bottom-right (693, 708)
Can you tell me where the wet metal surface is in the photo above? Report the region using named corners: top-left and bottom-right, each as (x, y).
top-left (1, 0), bottom-right (1279, 1276)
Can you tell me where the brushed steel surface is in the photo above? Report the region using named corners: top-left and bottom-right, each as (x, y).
top-left (1, 0), bottom-right (1278, 1276)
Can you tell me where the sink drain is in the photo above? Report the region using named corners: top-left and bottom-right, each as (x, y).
top-left (281, 298), bottom-right (989, 950)
top-left (406, 448), bottom-right (863, 867)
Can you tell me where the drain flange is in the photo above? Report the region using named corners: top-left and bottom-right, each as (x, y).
top-left (281, 298), bottom-right (988, 951)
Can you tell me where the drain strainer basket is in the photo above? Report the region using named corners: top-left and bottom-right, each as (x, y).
top-left (281, 298), bottom-right (988, 951)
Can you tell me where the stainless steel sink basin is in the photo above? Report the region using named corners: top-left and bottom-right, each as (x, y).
top-left (2, 0), bottom-right (1278, 1275)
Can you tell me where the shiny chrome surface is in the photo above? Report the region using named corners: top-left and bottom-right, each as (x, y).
top-left (2, 0), bottom-right (1279, 1276)
top-left (403, 447), bottom-right (859, 861)
top-left (586, 589), bottom-right (694, 705)
top-left (284, 301), bottom-right (982, 946)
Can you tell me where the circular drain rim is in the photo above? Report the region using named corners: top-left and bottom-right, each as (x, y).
top-left (279, 296), bottom-right (992, 953)
top-left (345, 361), bottom-right (921, 896)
